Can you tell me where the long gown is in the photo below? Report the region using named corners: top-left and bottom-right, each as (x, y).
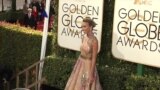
top-left (65, 35), bottom-right (102, 90)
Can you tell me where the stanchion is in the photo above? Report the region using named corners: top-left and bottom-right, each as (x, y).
top-left (137, 64), bottom-right (144, 76)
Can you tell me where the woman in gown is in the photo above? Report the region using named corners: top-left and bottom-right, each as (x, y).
top-left (65, 17), bottom-right (102, 90)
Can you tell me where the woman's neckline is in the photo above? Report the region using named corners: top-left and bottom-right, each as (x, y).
top-left (86, 32), bottom-right (94, 38)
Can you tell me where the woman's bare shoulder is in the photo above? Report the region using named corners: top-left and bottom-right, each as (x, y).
top-left (91, 35), bottom-right (98, 43)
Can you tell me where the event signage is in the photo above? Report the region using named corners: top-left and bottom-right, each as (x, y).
top-left (112, 0), bottom-right (160, 67)
top-left (58, 0), bottom-right (104, 51)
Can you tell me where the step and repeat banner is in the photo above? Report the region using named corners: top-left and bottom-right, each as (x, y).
top-left (58, 0), bottom-right (104, 52)
top-left (112, 0), bottom-right (160, 67)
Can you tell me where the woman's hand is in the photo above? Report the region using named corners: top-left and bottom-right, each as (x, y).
top-left (88, 74), bottom-right (94, 84)
top-left (87, 75), bottom-right (94, 89)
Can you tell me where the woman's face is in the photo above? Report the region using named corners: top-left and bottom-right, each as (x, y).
top-left (81, 22), bottom-right (91, 34)
top-left (33, 6), bottom-right (37, 11)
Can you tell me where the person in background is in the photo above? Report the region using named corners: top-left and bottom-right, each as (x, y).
top-left (32, 6), bottom-right (38, 29)
top-left (32, 6), bottom-right (38, 19)
top-left (24, 8), bottom-right (36, 29)
top-left (23, 0), bottom-right (29, 15)
top-left (50, 0), bottom-right (55, 16)
top-left (30, 0), bottom-right (37, 7)
top-left (30, 0), bottom-right (41, 13)
top-left (65, 17), bottom-right (102, 90)
top-left (39, 0), bottom-right (46, 21)
top-left (48, 0), bottom-right (55, 31)
top-left (22, 0), bottom-right (29, 25)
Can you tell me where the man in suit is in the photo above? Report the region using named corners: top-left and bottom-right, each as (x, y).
top-left (24, 8), bottom-right (36, 29)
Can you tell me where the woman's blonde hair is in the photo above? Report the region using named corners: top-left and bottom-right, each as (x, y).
top-left (83, 17), bottom-right (97, 28)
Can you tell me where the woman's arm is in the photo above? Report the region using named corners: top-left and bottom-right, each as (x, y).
top-left (89, 37), bottom-right (98, 84)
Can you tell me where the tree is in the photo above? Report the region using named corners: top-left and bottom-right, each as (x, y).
top-left (12, 0), bottom-right (16, 11)
top-left (2, 0), bottom-right (4, 11)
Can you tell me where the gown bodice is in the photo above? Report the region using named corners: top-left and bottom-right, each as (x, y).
top-left (80, 35), bottom-right (96, 60)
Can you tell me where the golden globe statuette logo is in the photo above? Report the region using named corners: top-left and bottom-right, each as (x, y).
top-left (134, 0), bottom-right (152, 5)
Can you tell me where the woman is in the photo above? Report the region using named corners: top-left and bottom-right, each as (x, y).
top-left (65, 17), bottom-right (102, 90)
top-left (23, 0), bottom-right (29, 15)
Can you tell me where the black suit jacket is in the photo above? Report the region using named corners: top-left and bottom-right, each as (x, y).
top-left (24, 14), bottom-right (36, 29)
